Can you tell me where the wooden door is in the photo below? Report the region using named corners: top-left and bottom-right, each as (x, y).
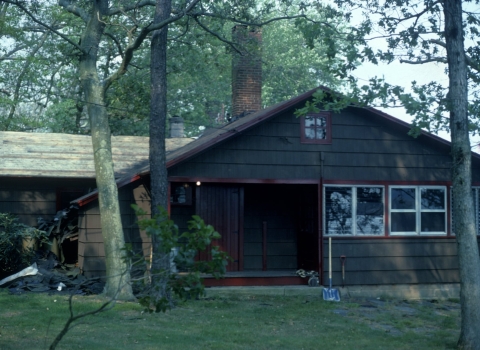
top-left (196, 184), bottom-right (243, 271)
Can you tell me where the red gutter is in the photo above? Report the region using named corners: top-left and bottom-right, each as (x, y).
top-left (168, 177), bottom-right (321, 184)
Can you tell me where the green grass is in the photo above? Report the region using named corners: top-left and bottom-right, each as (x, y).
top-left (0, 289), bottom-right (460, 349)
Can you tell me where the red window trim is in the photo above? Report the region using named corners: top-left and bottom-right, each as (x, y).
top-left (300, 112), bottom-right (332, 144)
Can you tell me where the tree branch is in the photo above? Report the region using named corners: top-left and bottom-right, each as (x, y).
top-left (107, 0), bottom-right (156, 16)
top-left (429, 39), bottom-right (446, 48)
top-left (103, 0), bottom-right (202, 91)
top-left (400, 57), bottom-right (447, 64)
top-left (104, 32), bottom-right (125, 59)
top-left (192, 16), bottom-right (242, 55)
top-left (0, 88), bottom-right (11, 96)
top-left (428, 39), bottom-right (480, 73)
top-left (57, 0), bottom-right (90, 23)
top-left (189, 10), bottom-right (308, 27)
top-left (0, 44), bottom-right (27, 61)
top-left (5, 0), bottom-right (85, 53)
top-left (373, 0), bottom-right (442, 28)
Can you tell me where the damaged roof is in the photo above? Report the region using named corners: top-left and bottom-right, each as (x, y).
top-left (0, 131), bottom-right (193, 178)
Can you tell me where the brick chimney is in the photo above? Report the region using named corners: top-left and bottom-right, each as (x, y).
top-left (231, 25), bottom-right (262, 119)
top-left (169, 116), bottom-right (184, 138)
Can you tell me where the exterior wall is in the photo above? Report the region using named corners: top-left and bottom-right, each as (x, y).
top-left (167, 106), bottom-right (480, 285)
top-left (78, 182), bottom-right (151, 278)
top-left (75, 104), bottom-right (480, 285)
top-left (169, 106), bottom-right (480, 182)
top-left (321, 238), bottom-right (479, 285)
top-left (0, 177), bottom-right (95, 226)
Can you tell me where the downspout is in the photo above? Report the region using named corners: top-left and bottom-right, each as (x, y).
top-left (319, 152), bottom-right (325, 285)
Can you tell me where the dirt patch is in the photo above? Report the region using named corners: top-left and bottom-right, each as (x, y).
top-left (331, 297), bottom-right (461, 337)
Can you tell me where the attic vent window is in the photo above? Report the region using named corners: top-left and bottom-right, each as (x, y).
top-left (300, 112), bottom-right (331, 144)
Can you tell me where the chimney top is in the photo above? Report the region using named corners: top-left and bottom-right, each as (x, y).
top-left (231, 25), bottom-right (262, 121)
top-left (169, 116), bottom-right (184, 138)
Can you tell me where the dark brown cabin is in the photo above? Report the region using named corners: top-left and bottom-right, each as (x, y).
top-left (73, 86), bottom-right (480, 287)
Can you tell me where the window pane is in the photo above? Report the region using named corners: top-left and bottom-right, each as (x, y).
top-left (421, 188), bottom-right (445, 209)
top-left (356, 187), bottom-right (384, 235)
top-left (421, 212), bottom-right (445, 232)
top-left (316, 128), bottom-right (326, 140)
top-left (305, 116), bottom-right (316, 127)
top-left (325, 187), bottom-right (352, 235)
top-left (316, 116), bottom-right (327, 128)
top-left (391, 212), bottom-right (416, 232)
top-left (391, 188), bottom-right (416, 209)
top-left (305, 127), bottom-right (316, 139)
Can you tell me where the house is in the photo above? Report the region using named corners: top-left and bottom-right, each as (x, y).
top-left (73, 26), bottom-right (480, 287)
top-left (73, 84), bottom-right (480, 287)
top-left (0, 131), bottom-right (191, 263)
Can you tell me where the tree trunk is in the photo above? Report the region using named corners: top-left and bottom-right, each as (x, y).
top-left (149, 0), bottom-right (172, 303)
top-left (444, 1), bottom-right (480, 348)
top-left (79, 0), bottom-right (133, 300)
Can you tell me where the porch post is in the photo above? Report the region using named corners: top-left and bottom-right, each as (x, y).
top-left (262, 221), bottom-right (267, 271)
top-left (318, 179), bottom-right (323, 285)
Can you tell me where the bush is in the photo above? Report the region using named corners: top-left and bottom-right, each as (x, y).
top-left (128, 205), bottom-right (230, 312)
top-left (0, 213), bottom-right (48, 276)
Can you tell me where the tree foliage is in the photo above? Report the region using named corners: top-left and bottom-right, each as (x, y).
top-left (297, 0), bottom-right (480, 138)
top-left (1, 0), bottom-right (348, 136)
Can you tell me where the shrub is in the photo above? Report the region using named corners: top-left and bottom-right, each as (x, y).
top-left (128, 205), bottom-right (230, 312)
top-left (0, 213), bottom-right (48, 276)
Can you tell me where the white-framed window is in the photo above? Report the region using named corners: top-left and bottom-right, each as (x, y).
top-left (324, 186), bottom-right (384, 236)
top-left (390, 186), bottom-right (446, 235)
top-left (451, 187), bottom-right (480, 235)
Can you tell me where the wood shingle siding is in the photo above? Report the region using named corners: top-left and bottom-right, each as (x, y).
top-left (169, 108), bottom-right (458, 183)
top-left (0, 178), bottom-right (95, 226)
top-left (78, 183), bottom-right (152, 278)
top-left (322, 238), bottom-right (471, 285)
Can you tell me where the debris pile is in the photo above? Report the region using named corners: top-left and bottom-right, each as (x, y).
top-left (37, 206), bottom-right (80, 264)
top-left (0, 251), bottom-right (104, 295)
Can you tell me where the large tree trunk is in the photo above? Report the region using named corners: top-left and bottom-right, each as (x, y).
top-left (149, 0), bottom-right (172, 303)
top-left (79, 0), bottom-right (133, 300)
top-left (444, 1), bottom-right (480, 348)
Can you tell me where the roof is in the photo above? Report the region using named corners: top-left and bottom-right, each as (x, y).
top-left (72, 85), bottom-right (480, 206)
top-left (142, 86), bottom-right (459, 173)
top-left (0, 131), bottom-right (193, 178)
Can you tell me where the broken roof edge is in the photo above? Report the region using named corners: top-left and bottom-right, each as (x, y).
top-left (71, 174), bottom-right (142, 207)
top-left (71, 85), bottom-right (480, 207)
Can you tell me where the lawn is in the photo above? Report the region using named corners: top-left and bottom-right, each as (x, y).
top-left (0, 288), bottom-right (460, 349)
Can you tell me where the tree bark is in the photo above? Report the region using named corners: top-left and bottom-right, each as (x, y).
top-left (443, 1), bottom-right (480, 348)
top-left (79, 0), bottom-right (133, 300)
top-left (149, 0), bottom-right (172, 303)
